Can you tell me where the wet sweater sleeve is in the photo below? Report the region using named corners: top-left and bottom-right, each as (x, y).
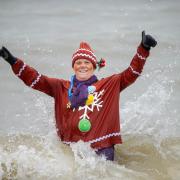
top-left (11, 59), bottom-right (58, 97)
top-left (119, 45), bottom-right (150, 92)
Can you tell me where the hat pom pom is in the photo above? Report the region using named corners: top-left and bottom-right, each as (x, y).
top-left (97, 58), bottom-right (106, 70)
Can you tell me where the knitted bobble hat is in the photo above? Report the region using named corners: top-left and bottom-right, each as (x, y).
top-left (72, 42), bottom-right (97, 69)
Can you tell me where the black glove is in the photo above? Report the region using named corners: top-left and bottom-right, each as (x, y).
top-left (141, 31), bottom-right (157, 51)
top-left (0, 46), bottom-right (17, 65)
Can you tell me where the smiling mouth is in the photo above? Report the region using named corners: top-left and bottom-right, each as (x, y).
top-left (78, 69), bottom-right (88, 73)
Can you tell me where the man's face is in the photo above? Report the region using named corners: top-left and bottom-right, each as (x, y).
top-left (73, 59), bottom-right (95, 81)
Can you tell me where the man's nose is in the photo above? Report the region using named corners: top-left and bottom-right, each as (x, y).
top-left (80, 62), bottom-right (86, 67)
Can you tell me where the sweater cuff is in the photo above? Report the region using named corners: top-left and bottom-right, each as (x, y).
top-left (12, 59), bottom-right (24, 74)
top-left (137, 44), bottom-right (150, 58)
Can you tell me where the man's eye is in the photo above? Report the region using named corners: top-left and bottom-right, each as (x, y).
top-left (75, 62), bottom-right (81, 65)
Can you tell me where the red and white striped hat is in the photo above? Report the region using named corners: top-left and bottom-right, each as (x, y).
top-left (72, 42), bottom-right (97, 68)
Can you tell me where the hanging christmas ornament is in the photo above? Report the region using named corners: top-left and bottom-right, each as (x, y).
top-left (88, 86), bottom-right (96, 94)
top-left (86, 94), bottom-right (94, 105)
top-left (78, 118), bottom-right (91, 132)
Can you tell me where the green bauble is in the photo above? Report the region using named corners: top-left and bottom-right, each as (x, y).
top-left (78, 118), bottom-right (91, 132)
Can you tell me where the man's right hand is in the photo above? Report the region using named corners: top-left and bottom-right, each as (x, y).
top-left (0, 46), bottom-right (17, 65)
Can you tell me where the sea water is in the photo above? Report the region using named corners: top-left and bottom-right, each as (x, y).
top-left (0, 0), bottom-right (180, 179)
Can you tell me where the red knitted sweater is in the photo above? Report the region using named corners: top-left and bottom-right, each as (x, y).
top-left (12, 45), bottom-right (149, 149)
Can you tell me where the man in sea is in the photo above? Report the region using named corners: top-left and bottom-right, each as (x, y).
top-left (0, 31), bottom-right (157, 161)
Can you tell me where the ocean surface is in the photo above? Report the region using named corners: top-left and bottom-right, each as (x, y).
top-left (0, 0), bottom-right (180, 179)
